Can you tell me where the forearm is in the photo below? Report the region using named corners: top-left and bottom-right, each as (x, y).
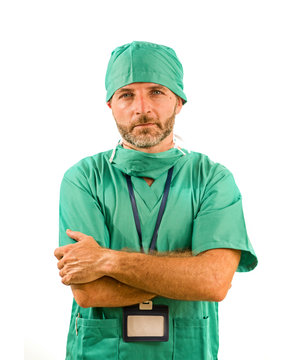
top-left (57, 231), bottom-right (240, 303)
top-left (71, 276), bottom-right (156, 308)
top-left (106, 249), bottom-right (241, 302)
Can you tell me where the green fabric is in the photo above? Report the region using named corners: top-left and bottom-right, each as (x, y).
top-left (105, 41), bottom-right (187, 103)
top-left (111, 145), bottom-right (184, 179)
top-left (59, 147), bottom-right (258, 360)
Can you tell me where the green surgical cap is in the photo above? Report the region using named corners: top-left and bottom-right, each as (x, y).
top-left (105, 41), bottom-right (187, 104)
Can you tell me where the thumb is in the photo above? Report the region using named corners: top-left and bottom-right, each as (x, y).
top-left (66, 229), bottom-right (86, 242)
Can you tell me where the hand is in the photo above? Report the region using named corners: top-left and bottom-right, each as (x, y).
top-left (54, 230), bottom-right (111, 285)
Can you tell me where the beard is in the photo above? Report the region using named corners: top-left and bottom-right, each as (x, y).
top-left (115, 109), bottom-right (176, 149)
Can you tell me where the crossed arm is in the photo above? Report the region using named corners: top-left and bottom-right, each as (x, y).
top-left (54, 230), bottom-right (241, 308)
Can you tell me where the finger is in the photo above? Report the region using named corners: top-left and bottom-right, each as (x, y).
top-left (57, 260), bottom-right (64, 270)
top-left (54, 244), bottom-right (73, 259)
top-left (54, 247), bottom-right (64, 260)
top-left (62, 275), bottom-right (71, 286)
top-left (66, 229), bottom-right (88, 242)
top-left (59, 268), bottom-right (65, 277)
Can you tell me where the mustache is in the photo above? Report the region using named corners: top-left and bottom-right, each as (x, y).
top-left (131, 115), bottom-right (161, 129)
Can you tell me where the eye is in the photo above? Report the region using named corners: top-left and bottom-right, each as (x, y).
top-left (151, 90), bottom-right (163, 95)
top-left (119, 92), bottom-right (133, 99)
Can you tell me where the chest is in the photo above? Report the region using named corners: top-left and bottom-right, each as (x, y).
top-left (99, 170), bottom-right (201, 253)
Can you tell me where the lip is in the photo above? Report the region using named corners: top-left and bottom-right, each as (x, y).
top-left (134, 123), bottom-right (155, 127)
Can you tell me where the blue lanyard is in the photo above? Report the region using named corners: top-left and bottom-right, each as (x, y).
top-left (125, 167), bottom-right (174, 253)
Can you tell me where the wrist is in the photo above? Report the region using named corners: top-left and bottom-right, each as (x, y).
top-left (107, 249), bottom-right (142, 280)
top-left (101, 248), bottom-right (123, 278)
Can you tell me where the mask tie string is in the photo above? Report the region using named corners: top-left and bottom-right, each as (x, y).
top-left (173, 134), bottom-right (191, 155)
top-left (110, 136), bottom-right (190, 162)
top-left (109, 139), bottom-right (122, 163)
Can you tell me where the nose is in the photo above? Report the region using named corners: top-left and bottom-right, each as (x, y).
top-left (133, 93), bottom-right (151, 115)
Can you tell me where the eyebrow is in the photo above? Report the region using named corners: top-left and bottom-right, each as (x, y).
top-left (148, 85), bottom-right (167, 91)
top-left (115, 85), bottom-right (167, 94)
top-left (115, 87), bottom-right (134, 94)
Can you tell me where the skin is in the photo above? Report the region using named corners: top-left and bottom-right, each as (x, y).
top-left (55, 231), bottom-right (240, 307)
top-left (54, 82), bottom-right (241, 307)
top-left (107, 82), bottom-right (183, 154)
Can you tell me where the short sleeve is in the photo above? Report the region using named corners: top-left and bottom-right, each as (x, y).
top-left (192, 168), bottom-right (258, 272)
top-left (59, 165), bottom-right (110, 248)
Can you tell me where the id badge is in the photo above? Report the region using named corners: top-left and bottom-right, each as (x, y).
top-left (123, 301), bottom-right (169, 342)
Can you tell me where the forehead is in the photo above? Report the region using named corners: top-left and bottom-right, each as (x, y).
top-left (114, 82), bottom-right (170, 93)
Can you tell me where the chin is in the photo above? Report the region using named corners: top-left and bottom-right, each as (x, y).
top-left (127, 134), bottom-right (162, 148)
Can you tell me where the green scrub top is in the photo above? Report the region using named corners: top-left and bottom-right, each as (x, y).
top-left (59, 145), bottom-right (257, 360)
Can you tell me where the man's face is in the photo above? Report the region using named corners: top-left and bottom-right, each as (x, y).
top-left (108, 83), bottom-right (183, 149)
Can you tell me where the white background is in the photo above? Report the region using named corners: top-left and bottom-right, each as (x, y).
top-left (1, 0), bottom-right (297, 359)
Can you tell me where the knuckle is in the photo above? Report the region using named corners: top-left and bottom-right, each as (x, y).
top-left (62, 276), bottom-right (70, 286)
top-left (54, 249), bottom-right (60, 259)
top-left (64, 245), bottom-right (71, 253)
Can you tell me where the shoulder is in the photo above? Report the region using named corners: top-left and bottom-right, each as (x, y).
top-left (62, 149), bottom-right (113, 188)
top-left (187, 150), bottom-right (232, 179)
top-left (186, 150), bottom-right (240, 200)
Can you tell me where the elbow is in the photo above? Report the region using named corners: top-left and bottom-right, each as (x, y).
top-left (212, 283), bottom-right (231, 302)
top-left (197, 283), bottom-right (230, 303)
top-left (191, 288), bottom-right (227, 302)
top-left (71, 286), bottom-right (91, 308)
top-left (200, 290), bottom-right (227, 303)
top-left (212, 290), bottom-right (227, 303)
top-left (76, 296), bottom-right (90, 308)
top-left (205, 269), bottom-right (234, 302)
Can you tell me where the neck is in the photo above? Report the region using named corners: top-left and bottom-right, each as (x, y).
top-left (122, 133), bottom-right (174, 153)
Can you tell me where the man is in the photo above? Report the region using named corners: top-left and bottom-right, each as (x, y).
top-left (55, 41), bottom-right (257, 360)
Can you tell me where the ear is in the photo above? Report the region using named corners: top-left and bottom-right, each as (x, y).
top-left (175, 97), bottom-right (183, 115)
top-left (107, 101), bottom-right (112, 109)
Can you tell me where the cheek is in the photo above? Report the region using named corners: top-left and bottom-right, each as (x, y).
top-left (112, 110), bottom-right (132, 129)
top-left (112, 104), bottom-right (132, 121)
top-left (112, 108), bottom-right (124, 122)
top-left (159, 104), bottom-right (176, 118)
top-left (156, 97), bottom-right (177, 113)
top-left (113, 99), bottom-right (133, 112)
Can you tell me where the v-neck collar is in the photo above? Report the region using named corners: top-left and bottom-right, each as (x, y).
top-left (131, 172), bottom-right (168, 211)
top-left (129, 155), bottom-right (190, 212)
